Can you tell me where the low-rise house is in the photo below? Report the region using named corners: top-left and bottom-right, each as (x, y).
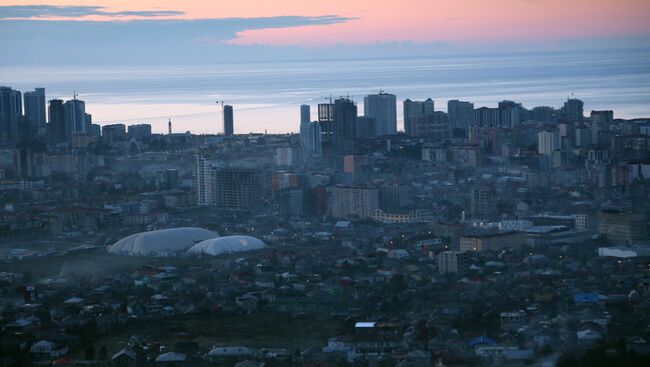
top-left (30, 340), bottom-right (69, 360)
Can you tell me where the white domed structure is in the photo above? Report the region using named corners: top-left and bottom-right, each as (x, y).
top-left (108, 227), bottom-right (218, 256)
top-left (188, 235), bottom-right (267, 256)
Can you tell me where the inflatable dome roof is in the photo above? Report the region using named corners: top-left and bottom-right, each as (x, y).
top-left (187, 235), bottom-right (267, 256)
top-left (108, 227), bottom-right (218, 256)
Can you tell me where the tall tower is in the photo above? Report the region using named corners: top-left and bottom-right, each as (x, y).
top-left (168, 118), bottom-right (172, 135)
top-left (0, 86), bottom-right (22, 144)
top-left (48, 99), bottom-right (65, 142)
top-left (364, 92), bottom-right (397, 136)
top-left (196, 154), bottom-right (216, 206)
top-left (63, 97), bottom-right (86, 138)
top-left (24, 88), bottom-right (46, 130)
top-left (223, 105), bottom-right (234, 136)
top-left (404, 98), bottom-right (435, 135)
top-left (333, 97), bottom-right (357, 147)
top-left (300, 104), bottom-right (311, 151)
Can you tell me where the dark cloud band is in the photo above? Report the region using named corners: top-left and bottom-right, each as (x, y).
top-left (0, 5), bottom-right (184, 19)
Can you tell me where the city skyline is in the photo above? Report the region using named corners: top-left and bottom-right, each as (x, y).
top-left (2, 2), bottom-right (650, 365)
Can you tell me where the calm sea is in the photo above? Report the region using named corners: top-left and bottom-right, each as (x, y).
top-left (1, 48), bottom-right (649, 134)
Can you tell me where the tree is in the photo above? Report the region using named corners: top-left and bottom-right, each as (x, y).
top-left (99, 345), bottom-right (108, 360)
top-left (22, 271), bottom-right (33, 283)
top-left (84, 345), bottom-right (96, 360)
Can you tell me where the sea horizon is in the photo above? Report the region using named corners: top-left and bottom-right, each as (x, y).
top-left (2, 48), bottom-right (649, 134)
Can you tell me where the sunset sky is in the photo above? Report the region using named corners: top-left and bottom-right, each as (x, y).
top-left (1, 0), bottom-right (650, 48)
top-left (2, 1), bottom-right (649, 131)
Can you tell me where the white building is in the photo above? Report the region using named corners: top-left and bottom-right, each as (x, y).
top-left (537, 130), bottom-right (560, 156)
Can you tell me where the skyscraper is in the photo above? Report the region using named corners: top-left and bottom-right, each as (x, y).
top-left (223, 105), bottom-right (234, 136)
top-left (300, 104), bottom-right (310, 126)
top-left (447, 100), bottom-right (474, 129)
top-left (0, 86), bottom-right (22, 144)
top-left (364, 92), bottom-right (397, 136)
top-left (300, 104), bottom-right (311, 150)
top-left (308, 121), bottom-right (322, 155)
top-left (563, 98), bottom-right (584, 121)
top-left (24, 88), bottom-right (46, 131)
top-left (300, 105), bottom-right (322, 157)
top-left (63, 98), bottom-right (87, 137)
top-left (318, 102), bottom-right (334, 136)
top-left (196, 154), bottom-right (216, 206)
top-left (333, 97), bottom-right (357, 147)
top-left (404, 98), bottom-right (434, 135)
top-left (48, 99), bottom-right (65, 142)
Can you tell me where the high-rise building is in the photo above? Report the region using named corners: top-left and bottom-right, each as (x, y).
top-left (590, 110), bottom-right (613, 125)
top-left (404, 98), bottom-right (435, 135)
top-left (333, 98), bottom-right (357, 147)
top-left (497, 100), bottom-right (521, 128)
top-left (215, 168), bottom-right (263, 210)
top-left (196, 154), bottom-right (216, 206)
top-left (537, 129), bottom-right (561, 156)
top-left (128, 124), bottom-right (152, 140)
top-left (474, 107), bottom-right (500, 127)
top-left (23, 88), bottom-right (46, 133)
top-left (102, 124), bottom-right (127, 144)
top-left (300, 104), bottom-right (310, 126)
top-left (48, 99), bottom-right (65, 142)
top-left (447, 100), bottom-right (474, 129)
top-left (223, 105), bottom-right (234, 136)
top-left (300, 104), bottom-right (311, 151)
top-left (470, 185), bottom-right (497, 221)
top-left (318, 103), bottom-right (334, 136)
top-left (306, 121), bottom-right (322, 156)
top-left (63, 98), bottom-right (87, 137)
top-left (364, 92), bottom-right (397, 136)
top-left (563, 98), bottom-right (584, 121)
top-left (574, 123), bottom-right (590, 147)
top-left (328, 186), bottom-right (379, 219)
top-left (530, 106), bottom-right (559, 123)
top-left (355, 116), bottom-right (376, 139)
top-left (0, 86), bottom-right (22, 144)
top-left (406, 112), bottom-right (450, 141)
